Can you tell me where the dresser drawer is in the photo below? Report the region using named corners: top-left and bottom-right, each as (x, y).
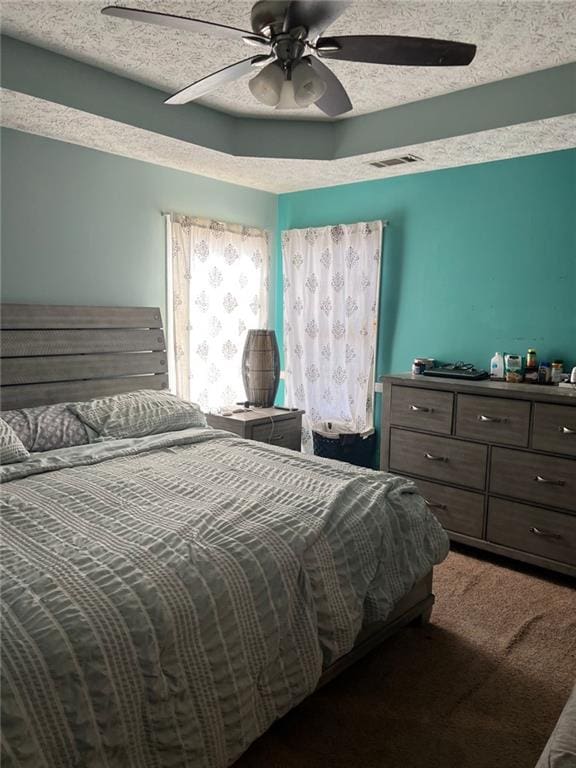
top-left (487, 498), bottom-right (576, 566)
top-left (389, 429), bottom-right (487, 490)
top-left (490, 447), bottom-right (576, 512)
top-left (411, 478), bottom-right (484, 537)
top-left (456, 395), bottom-right (530, 447)
top-left (532, 403), bottom-right (576, 457)
top-left (390, 386), bottom-right (453, 435)
top-left (252, 418), bottom-right (301, 450)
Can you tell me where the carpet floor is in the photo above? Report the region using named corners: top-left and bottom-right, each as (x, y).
top-left (234, 547), bottom-right (576, 768)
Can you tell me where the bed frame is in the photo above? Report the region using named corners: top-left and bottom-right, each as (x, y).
top-left (318, 571), bottom-right (433, 688)
top-left (0, 302), bottom-right (435, 683)
top-left (0, 303), bottom-right (168, 409)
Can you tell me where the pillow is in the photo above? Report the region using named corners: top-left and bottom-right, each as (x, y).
top-left (0, 418), bottom-right (30, 464)
top-left (1, 403), bottom-right (89, 452)
top-left (68, 389), bottom-right (207, 439)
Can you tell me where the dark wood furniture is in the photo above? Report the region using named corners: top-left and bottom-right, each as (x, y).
top-left (381, 374), bottom-right (576, 577)
top-left (1, 303), bottom-right (168, 410)
top-left (206, 407), bottom-right (304, 451)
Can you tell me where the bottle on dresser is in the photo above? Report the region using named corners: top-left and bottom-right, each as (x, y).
top-left (504, 354), bottom-right (523, 383)
top-left (551, 361), bottom-right (564, 384)
top-left (524, 348), bottom-right (539, 383)
top-left (490, 352), bottom-right (505, 380)
top-left (538, 362), bottom-right (552, 384)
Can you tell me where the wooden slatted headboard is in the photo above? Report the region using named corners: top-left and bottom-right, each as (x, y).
top-left (0, 304), bottom-right (168, 410)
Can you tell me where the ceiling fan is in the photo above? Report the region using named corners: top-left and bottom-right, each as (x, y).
top-left (101, 1), bottom-right (477, 117)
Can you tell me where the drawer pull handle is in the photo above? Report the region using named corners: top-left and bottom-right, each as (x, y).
top-left (424, 452), bottom-right (448, 462)
top-left (560, 426), bottom-right (575, 435)
top-left (529, 526), bottom-right (562, 540)
top-left (271, 434), bottom-right (285, 442)
top-left (534, 475), bottom-right (565, 487)
top-left (423, 499), bottom-right (447, 511)
top-left (410, 405), bottom-right (431, 413)
top-left (477, 414), bottom-right (503, 423)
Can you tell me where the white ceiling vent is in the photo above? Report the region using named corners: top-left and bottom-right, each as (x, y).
top-left (368, 154), bottom-right (423, 168)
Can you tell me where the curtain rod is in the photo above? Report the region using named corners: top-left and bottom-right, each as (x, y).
top-left (161, 212), bottom-right (268, 230)
top-left (163, 212), bottom-right (389, 227)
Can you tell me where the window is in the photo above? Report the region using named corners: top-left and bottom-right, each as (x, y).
top-left (167, 215), bottom-right (270, 412)
top-left (282, 221), bottom-right (383, 450)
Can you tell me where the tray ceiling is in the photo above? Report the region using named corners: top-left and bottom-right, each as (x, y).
top-left (3, 90), bottom-right (575, 193)
top-left (2, 0), bottom-right (575, 121)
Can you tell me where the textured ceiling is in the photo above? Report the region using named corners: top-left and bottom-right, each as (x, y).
top-left (2, 0), bottom-right (576, 121)
top-left (2, 89), bottom-right (575, 193)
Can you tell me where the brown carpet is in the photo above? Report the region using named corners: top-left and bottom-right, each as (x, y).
top-left (234, 548), bottom-right (576, 768)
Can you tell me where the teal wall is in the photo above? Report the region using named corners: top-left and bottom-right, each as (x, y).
top-left (276, 149), bottom-right (575, 462)
top-left (277, 149), bottom-right (576, 379)
top-left (1, 128), bottom-right (277, 321)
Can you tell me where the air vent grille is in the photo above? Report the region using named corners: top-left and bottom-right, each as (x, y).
top-left (368, 154), bottom-right (423, 169)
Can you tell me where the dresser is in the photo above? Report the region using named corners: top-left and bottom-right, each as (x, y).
top-left (381, 375), bottom-right (576, 576)
top-left (206, 407), bottom-right (303, 451)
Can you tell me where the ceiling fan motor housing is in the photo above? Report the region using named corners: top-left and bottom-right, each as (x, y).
top-left (274, 35), bottom-right (306, 70)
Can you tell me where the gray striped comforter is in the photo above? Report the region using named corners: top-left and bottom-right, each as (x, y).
top-left (0, 428), bottom-right (449, 768)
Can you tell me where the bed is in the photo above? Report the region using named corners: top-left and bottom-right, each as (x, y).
top-left (536, 684), bottom-right (576, 768)
top-left (0, 304), bottom-right (449, 768)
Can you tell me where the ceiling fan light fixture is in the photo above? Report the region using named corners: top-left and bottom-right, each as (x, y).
top-left (249, 60), bottom-right (326, 110)
top-left (291, 60), bottom-right (327, 106)
top-left (275, 80), bottom-right (301, 110)
top-left (249, 61), bottom-right (284, 106)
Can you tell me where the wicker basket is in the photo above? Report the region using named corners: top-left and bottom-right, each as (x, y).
top-left (312, 426), bottom-right (376, 468)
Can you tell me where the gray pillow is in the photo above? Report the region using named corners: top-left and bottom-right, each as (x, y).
top-left (1, 403), bottom-right (89, 452)
top-left (68, 389), bottom-right (207, 439)
top-left (0, 418), bottom-right (30, 464)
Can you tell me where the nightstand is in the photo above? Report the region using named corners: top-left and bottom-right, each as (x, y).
top-left (205, 408), bottom-right (304, 452)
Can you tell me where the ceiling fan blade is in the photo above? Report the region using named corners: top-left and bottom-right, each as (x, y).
top-left (316, 35), bottom-right (477, 66)
top-left (101, 6), bottom-right (269, 43)
top-left (165, 55), bottom-right (272, 105)
top-left (307, 56), bottom-right (352, 117)
top-left (284, 1), bottom-right (351, 39)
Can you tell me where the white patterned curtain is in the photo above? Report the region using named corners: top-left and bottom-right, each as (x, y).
top-left (282, 221), bottom-right (383, 452)
top-left (167, 215), bottom-right (270, 412)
